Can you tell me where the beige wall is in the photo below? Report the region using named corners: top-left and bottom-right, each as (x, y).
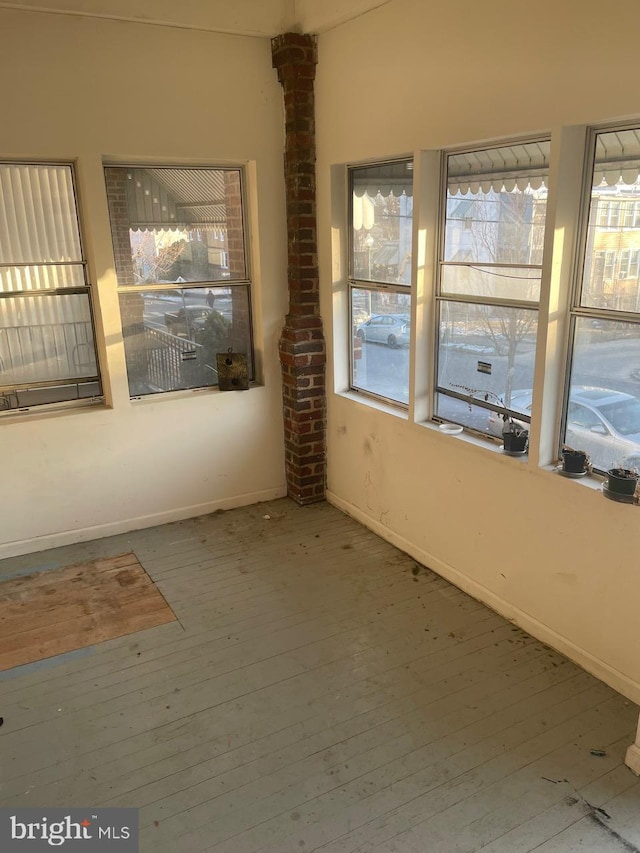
top-left (0, 0), bottom-right (295, 36)
top-left (0, 9), bottom-right (288, 556)
top-left (316, 0), bottom-right (640, 702)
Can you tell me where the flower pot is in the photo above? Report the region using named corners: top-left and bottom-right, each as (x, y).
top-left (606, 468), bottom-right (639, 496)
top-left (502, 432), bottom-right (528, 453)
top-left (562, 449), bottom-right (588, 474)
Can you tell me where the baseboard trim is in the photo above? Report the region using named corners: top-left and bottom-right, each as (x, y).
top-left (327, 490), bottom-right (640, 707)
top-left (626, 743), bottom-right (640, 775)
top-left (0, 486), bottom-right (288, 560)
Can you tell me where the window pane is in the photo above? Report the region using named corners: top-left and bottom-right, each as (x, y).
top-left (564, 316), bottom-right (640, 472)
top-left (351, 287), bottom-right (410, 404)
top-left (443, 184), bottom-right (547, 268)
top-left (581, 130), bottom-right (640, 312)
top-left (0, 380), bottom-right (101, 411)
top-left (0, 164), bottom-right (83, 264)
top-left (443, 141), bottom-right (548, 301)
top-left (0, 293), bottom-right (99, 387)
top-left (105, 167), bottom-right (246, 285)
top-left (0, 163), bottom-right (84, 292)
top-left (0, 264), bottom-right (85, 292)
top-left (436, 142), bottom-right (547, 435)
top-left (440, 264), bottom-right (541, 302)
top-left (350, 161), bottom-right (413, 285)
top-left (120, 285), bottom-right (251, 396)
top-left (435, 393), bottom-right (518, 436)
top-left (0, 162), bottom-right (102, 412)
top-left (436, 300), bottom-right (537, 428)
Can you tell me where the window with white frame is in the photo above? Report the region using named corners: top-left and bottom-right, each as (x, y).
top-left (563, 127), bottom-right (640, 473)
top-left (0, 162), bottom-right (102, 413)
top-left (434, 140), bottom-right (550, 438)
top-left (349, 160), bottom-right (413, 406)
top-left (104, 165), bottom-right (253, 398)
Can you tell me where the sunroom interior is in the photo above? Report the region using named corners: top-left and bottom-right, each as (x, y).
top-left (2, 0), bottom-right (640, 849)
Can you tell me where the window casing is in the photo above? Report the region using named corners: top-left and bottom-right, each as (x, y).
top-left (348, 160), bottom-right (413, 407)
top-left (434, 140), bottom-right (551, 438)
top-left (563, 127), bottom-right (640, 473)
top-left (339, 123), bottom-right (640, 480)
top-left (0, 162), bottom-right (102, 413)
top-left (104, 165), bottom-right (253, 398)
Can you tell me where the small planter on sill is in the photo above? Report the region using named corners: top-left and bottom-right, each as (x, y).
top-left (502, 423), bottom-right (528, 455)
top-left (447, 384), bottom-right (529, 455)
top-left (561, 448), bottom-right (590, 475)
top-left (606, 467), bottom-right (639, 497)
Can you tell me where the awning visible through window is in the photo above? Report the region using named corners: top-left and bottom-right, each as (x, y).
top-left (351, 160), bottom-right (413, 198)
top-left (594, 128), bottom-right (640, 186)
top-left (447, 141), bottom-right (550, 195)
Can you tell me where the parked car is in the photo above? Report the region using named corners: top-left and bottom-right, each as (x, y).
top-left (164, 305), bottom-right (214, 338)
top-left (487, 386), bottom-right (640, 471)
top-left (355, 314), bottom-right (410, 348)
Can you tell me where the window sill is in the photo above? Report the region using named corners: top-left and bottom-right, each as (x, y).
top-left (129, 381), bottom-right (262, 405)
top-left (0, 398), bottom-right (109, 425)
top-left (419, 419), bottom-right (529, 460)
top-left (336, 389), bottom-right (409, 420)
top-left (544, 465), bottom-right (640, 504)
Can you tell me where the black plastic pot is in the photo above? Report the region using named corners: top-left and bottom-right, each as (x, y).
top-left (607, 468), bottom-right (639, 496)
top-left (502, 431), bottom-right (528, 453)
top-left (562, 449), bottom-right (588, 474)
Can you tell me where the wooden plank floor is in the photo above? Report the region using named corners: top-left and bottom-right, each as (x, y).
top-left (0, 498), bottom-right (639, 852)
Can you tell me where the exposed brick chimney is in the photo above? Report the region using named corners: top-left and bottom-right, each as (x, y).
top-left (272, 33), bottom-right (326, 504)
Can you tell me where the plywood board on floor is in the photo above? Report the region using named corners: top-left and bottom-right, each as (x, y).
top-left (0, 552), bottom-right (176, 671)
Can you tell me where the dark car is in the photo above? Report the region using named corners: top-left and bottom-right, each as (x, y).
top-left (164, 305), bottom-right (214, 338)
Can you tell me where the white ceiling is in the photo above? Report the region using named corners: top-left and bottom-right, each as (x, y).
top-left (0, 0), bottom-right (392, 35)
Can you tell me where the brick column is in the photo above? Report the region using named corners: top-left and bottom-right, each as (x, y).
top-left (272, 32), bottom-right (326, 505)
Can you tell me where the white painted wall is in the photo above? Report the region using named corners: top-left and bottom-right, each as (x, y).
top-left (0, 8), bottom-right (288, 556)
top-left (315, 0), bottom-right (640, 703)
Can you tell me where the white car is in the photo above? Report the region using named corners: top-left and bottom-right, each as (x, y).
top-left (355, 314), bottom-right (410, 348)
top-left (487, 387), bottom-right (640, 471)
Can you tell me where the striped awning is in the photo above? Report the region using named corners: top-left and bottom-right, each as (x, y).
top-left (125, 167), bottom-right (231, 231)
top-left (447, 141), bottom-right (550, 195)
top-left (594, 128), bottom-right (640, 187)
top-left (352, 160), bottom-right (413, 198)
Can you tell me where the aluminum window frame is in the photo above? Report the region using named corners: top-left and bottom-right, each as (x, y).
top-left (433, 136), bottom-right (552, 436)
top-left (560, 122), bottom-right (640, 472)
top-left (104, 163), bottom-right (255, 399)
top-left (0, 159), bottom-right (103, 415)
top-left (347, 158), bottom-right (414, 409)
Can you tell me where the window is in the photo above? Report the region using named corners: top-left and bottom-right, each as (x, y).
top-left (349, 160), bottom-right (413, 406)
top-left (563, 127), bottom-right (640, 472)
top-left (0, 163), bottom-right (102, 413)
top-left (104, 166), bottom-right (253, 397)
top-left (435, 141), bottom-right (550, 436)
